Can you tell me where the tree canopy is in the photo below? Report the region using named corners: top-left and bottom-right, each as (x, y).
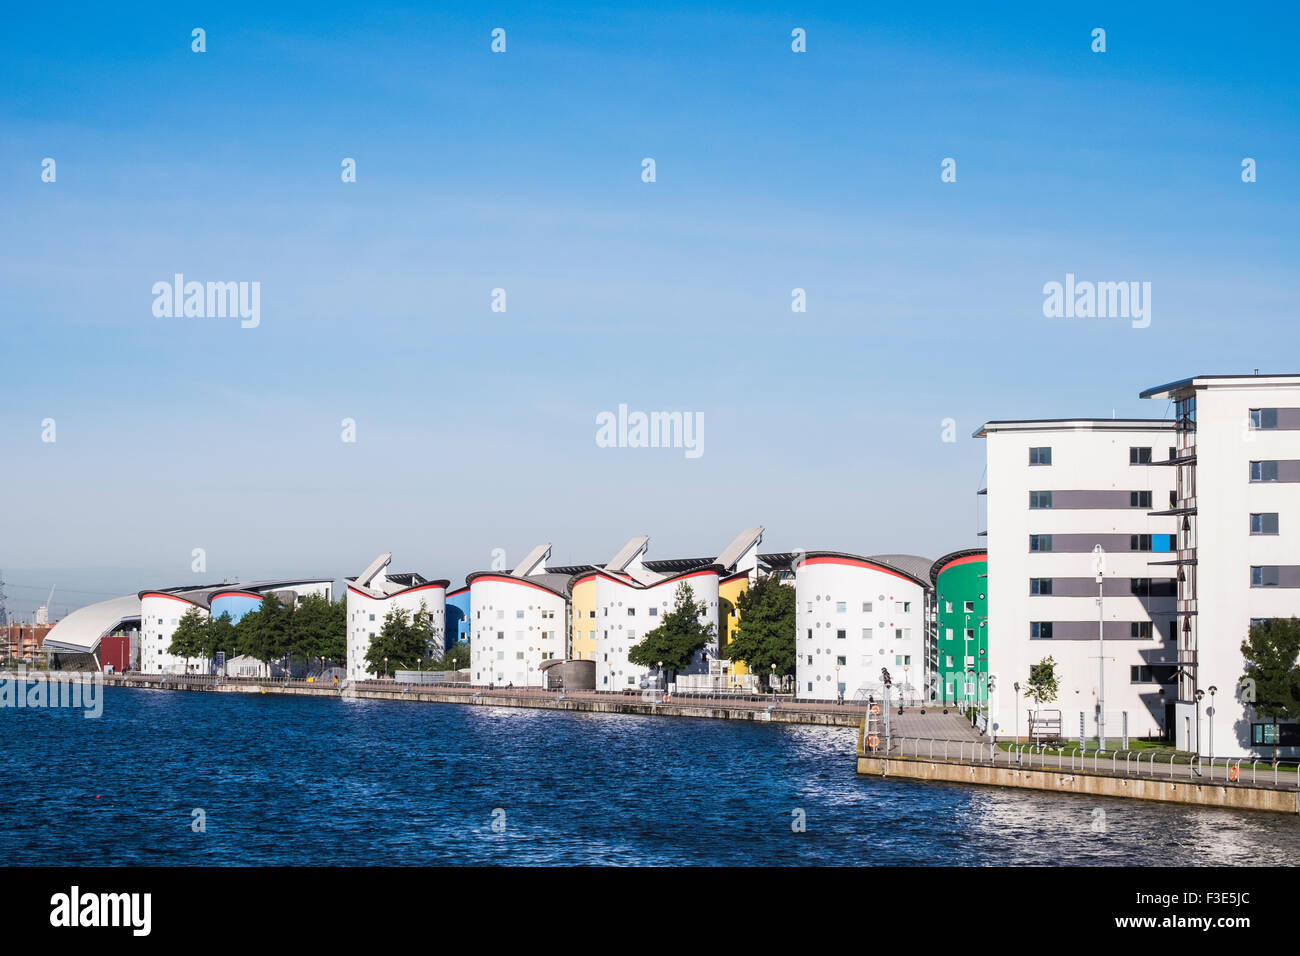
top-left (166, 593), bottom-right (347, 669)
top-left (628, 581), bottom-right (716, 673)
top-left (1025, 656), bottom-right (1059, 707)
top-left (364, 603), bottom-right (438, 675)
top-left (720, 575), bottom-right (795, 687)
top-left (1240, 617), bottom-right (1300, 725)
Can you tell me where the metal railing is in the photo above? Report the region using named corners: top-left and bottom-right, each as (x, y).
top-left (863, 734), bottom-right (1300, 791)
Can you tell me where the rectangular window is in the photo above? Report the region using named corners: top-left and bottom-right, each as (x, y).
top-left (1250, 408), bottom-right (1279, 430)
top-left (836, 656), bottom-right (846, 666)
top-left (1030, 578), bottom-right (1053, 595)
top-left (1131, 665), bottom-right (1154, 683)
top-left (516, 610), bottom-right (524, 619)
top-left (1252, 566), bottom-right (1280, 587)
top-left (1031, 622), bottom-right (1053, 639)
top-left (649, 607), bottom-right (658, 616)
top-left (806, 629), bottom-right (812, 640)
top-left (964, 628), bottom-right (974, 640)
top-left (1251, 460), bottom-right (1279, 482)
top-left (862, 601), bottom-right (873, 613)
top-left (1251, 513), bottom-right (1280, 535)
top-left (962, 601), bottom-right (973, 613)
top-left (1029, 491), bottom-right (1052, 509)
top-left (1029, 446), bottom-right (1052, 465)
top-left (1130, 534), bottom-right (1153, 552)
top-left (627, 607), bottom-right (635, 616)
top-left (836, 601), bottom-right (846, 613)
top-left (1169, 490), bottom-right (1178, 508)
top-left (943, 601), bottom-right (951, 613)
top-left (626, 629), bottom-right (635, 640)
top-left (1030, 534), bottom-right (1053, 552)
top-left (1130, 621), bottom-right (1152, 639)
top-left (1130, 490), bottom-right (1152, 508)
top-left (1130, 446), bottom-right (1152, 464)
top-left (862, 628), bottom-right (872, 640)
top-left (836, 629), bottom-right (846, 640)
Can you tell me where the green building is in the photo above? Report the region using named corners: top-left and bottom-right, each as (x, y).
top-left (929, 550), bottom-right (988, 707)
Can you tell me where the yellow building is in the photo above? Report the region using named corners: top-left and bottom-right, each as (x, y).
top-left (569, 571), bottom-right (598, 661)
top-left (718, 570), bottom-right (752, 686)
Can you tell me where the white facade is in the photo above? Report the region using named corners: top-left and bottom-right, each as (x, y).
top-left (345, 581), bottom-right (446, 681)
top-left (594, 568), bottom-right (720, 690)
top-left (979, 420), bottom-right (1179, 742)
top-left (1142, 375), bottom-right (1300, 756)
top-left (468, 574), bottom-right (567, 687)
top-left (139, 593), bottom-right (208, 674)
top-left (794, 555), bottom-right (928, 702)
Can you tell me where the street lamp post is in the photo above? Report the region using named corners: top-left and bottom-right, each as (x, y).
top-left (835, 664), bottom-right (841, 705)
top-left (1013, 681), bottom-right (1021, 744)
top-left (771, 663), bottom-right (777, 704)
top-left (1093, 545), bottom-right (1107, 753)
top-left (1195, 688), bottom-right (1206, 771)
top-left (1208, 685), bottom-right (1218, 764)
top-left (383, 656), bottom-right (388, 680)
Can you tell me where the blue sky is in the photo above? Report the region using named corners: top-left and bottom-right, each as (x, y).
top-left (2, 2), bottom-right (1297, 616)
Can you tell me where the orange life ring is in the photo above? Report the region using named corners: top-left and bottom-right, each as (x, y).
top-left (867, 734), bottom-right (880, 750)
top-left (869, 704), bottom-right (881, 715)
top-left (1229, 765), bottom-right (1240, 782)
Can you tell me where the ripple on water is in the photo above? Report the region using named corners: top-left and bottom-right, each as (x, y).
top-left (1, 687), bottom-right (1297, 866)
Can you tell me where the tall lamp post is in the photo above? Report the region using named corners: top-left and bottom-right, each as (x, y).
top-left (835, 664), bottom-right (841, 705)
top-left (1013, 681), bottom-right (1021, 743)
top-left (1194, 688), bottom-right (1206, 771)
top-left (1207, 685), bottom-right (1218, 764)
top-left (771, 663), bottom-right (777, 704)
top-left (1093, 545), bottom-right (1107, 753)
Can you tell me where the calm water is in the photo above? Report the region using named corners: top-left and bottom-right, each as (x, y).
top-left (2, 686), bottom-right (1297, 865)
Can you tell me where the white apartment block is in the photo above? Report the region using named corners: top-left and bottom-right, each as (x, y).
top-left (467, 545), bottom-right (568, 688)
top-left (793, 553), bottom-right (931, 703)
top-left (977, 420), bottom-right (1180, 742)
top-left (1140, 374), bottom-right (1300, 757)
top-left (346, 553), bottom-right (447, 681)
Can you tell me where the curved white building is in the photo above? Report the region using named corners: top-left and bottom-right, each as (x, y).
top-left (346, 553), bottom-right (447, 681)
top-left (794, 552), bottom-right (931, 702)
top-left (467, 545), bottom-right (568, 687)
top-left (592, 536), bottom-right (721, 691)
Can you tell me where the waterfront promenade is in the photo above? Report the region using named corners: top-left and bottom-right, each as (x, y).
top-left (5, 669), bottom-right (985, 733)
top-left (857, 724), bottom-right (1300, 814)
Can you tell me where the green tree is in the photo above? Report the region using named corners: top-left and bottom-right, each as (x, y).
top-left (235, 591), bottom-right (292, 666)
top-left (167, 607), bottom-right (209, 667)
top-left (628, 582), bottom-right (716, 675)
top-left (364, 603), bottom-right (436, 676)
top-left (721, 575), bottom-right (795, 689)
top-left (204, 611), bottom-right (238, 662)
top-left (433, 639), bottom-right (470, 671)
top-left (1240, 617), bottom-right (1300, 745)
top-left (289, 593), bottom-right (346, 664)
top-left (1025, 656), bottom-right (1059, 743)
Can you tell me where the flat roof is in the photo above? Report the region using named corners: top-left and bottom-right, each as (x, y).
top-left (974, 418), bottom-right (1175, 438)
top-left (1139, 373), bottom-right (1300, 400)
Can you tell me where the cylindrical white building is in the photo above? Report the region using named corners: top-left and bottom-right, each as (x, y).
top-left (594, 566), bottom-right (721, 691)
top-left (467, 572), bottom-right (569, 687)
top-left (794, 553), bottom-right (930, 703)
